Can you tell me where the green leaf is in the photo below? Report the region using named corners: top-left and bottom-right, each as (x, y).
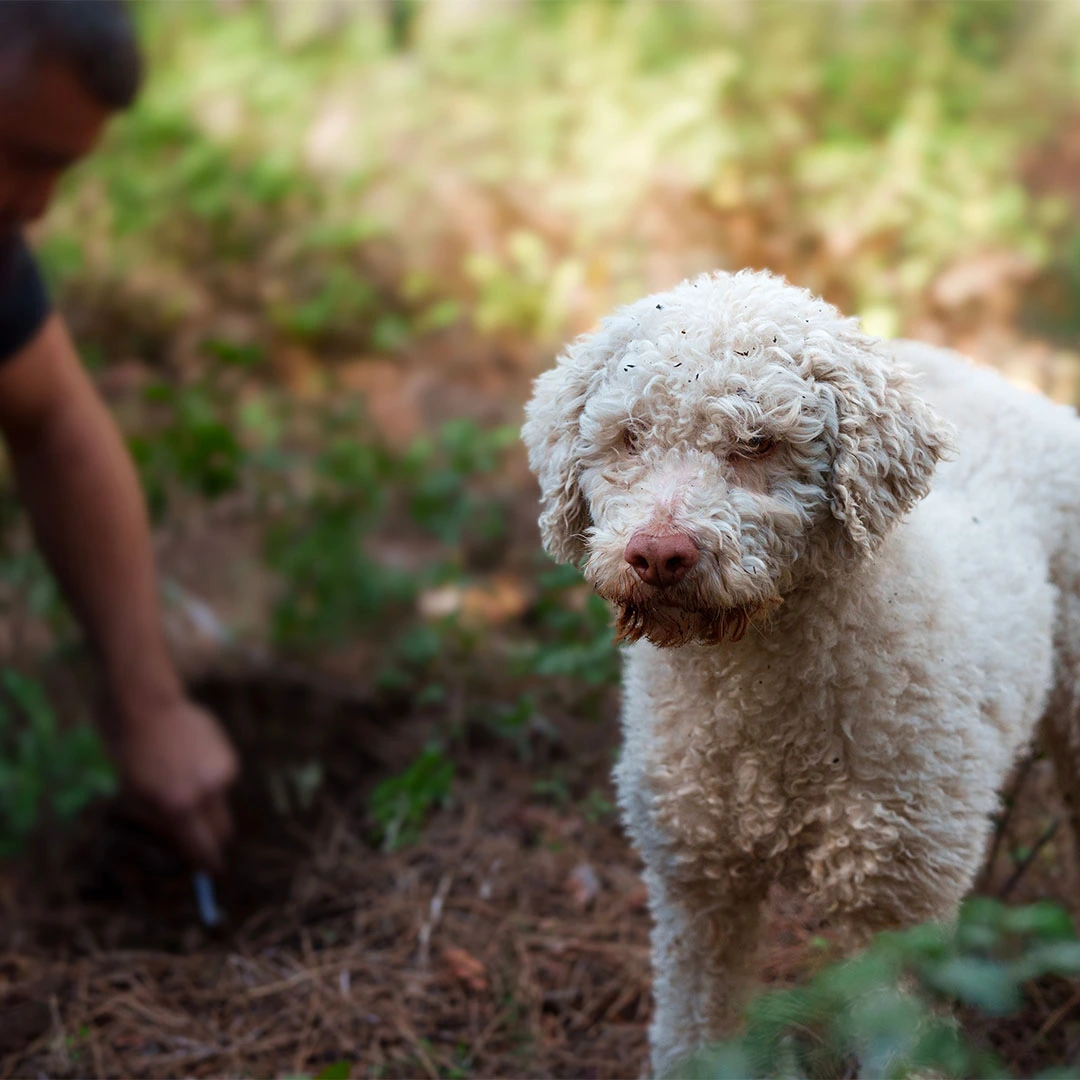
top-left (315, 1062), bottom-right (351, 1080)
top-left (674, 1042), bottom-right (754, 1080)
top-left (922, 956), bottom-right (1021, 1014)
top-left (1000, 902), bottom-right (1076, 941)
top-left (369, 745), bottom-right (455, 852)
top-left (1012, 941), bottom-right (1080, 981)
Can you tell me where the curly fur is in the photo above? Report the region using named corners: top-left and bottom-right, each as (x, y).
top-left (522, 269), bottom-right (1080, 1076)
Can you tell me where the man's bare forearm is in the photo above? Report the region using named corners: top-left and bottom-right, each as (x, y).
top-left (0, 317), bottom-right (181, 718)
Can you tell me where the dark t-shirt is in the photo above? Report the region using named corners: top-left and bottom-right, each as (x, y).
top-left (0, 232), bottom-right (51, 363)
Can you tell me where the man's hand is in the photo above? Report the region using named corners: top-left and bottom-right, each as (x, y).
top-left (108, 696), bottom-right (239, 870)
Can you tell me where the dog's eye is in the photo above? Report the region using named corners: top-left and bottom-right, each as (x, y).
top-left (731, 435), bottom-right (776, 460)
top-left (623, 428), bottom-right (642, 455)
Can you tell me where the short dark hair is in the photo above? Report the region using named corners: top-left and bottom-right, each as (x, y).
top-left (0, 0), bottom-right (143, 110)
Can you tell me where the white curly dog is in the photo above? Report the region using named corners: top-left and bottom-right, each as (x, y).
top-left (522, 269), bottom-right (1080, 1076)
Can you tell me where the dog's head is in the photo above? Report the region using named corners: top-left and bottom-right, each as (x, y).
top-left (521, 270), bottom-right (954, 647)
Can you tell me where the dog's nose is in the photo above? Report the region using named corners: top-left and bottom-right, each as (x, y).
top-left (624, 531), bottom-right (699, 588)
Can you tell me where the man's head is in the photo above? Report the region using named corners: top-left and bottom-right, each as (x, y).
top-left (0, 0), bottom-right (142, 231)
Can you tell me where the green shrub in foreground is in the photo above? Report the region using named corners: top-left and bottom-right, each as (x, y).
top-left (680, 899), bottom-right (1080, 1080)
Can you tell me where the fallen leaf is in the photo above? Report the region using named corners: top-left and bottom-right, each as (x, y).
top-left (418, 585), bottom-right (462, 620)
top-left (442, 946), bottom-right (488, 992)
top-left (567, 863), bottom-right (601, 909)
top-left (418, 576), bottom-right (532, 627)
top-left (459, 575), bottom-right (532, 625)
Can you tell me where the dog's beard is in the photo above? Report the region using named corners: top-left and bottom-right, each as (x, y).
top-left (613, 601), bottom-right (756, 646)
top-left (599, 591), bottom-right (783, 648)
top-left (586, 546), bottom-right (785, 647)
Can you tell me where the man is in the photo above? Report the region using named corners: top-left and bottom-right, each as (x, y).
top-left (0, 2), bottom-right (238, 869)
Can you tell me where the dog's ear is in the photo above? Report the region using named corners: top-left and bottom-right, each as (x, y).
top-left (521, 331), bottom-right (611, 565)
top-left (806, 323), bottom-right (955, 559)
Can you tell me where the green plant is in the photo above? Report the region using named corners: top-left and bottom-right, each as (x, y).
top-left (0, 550), bottom-right (74, 641)
top-left (680, 898), bottom-right (1080, 1080)
top-left (403, 420), bottom-right (518, 547)
top-left (272, 264), bottom-right (381, 345)
top-left (128, 348), bottom-right (252, 522)
top-left (517, 562), bottom-right (622, 689)
top-left (0, 669), bottom-right (115, 858)
top-left (531, 772), bottom-right (572, 809)
top-left (478, 692), bottom-right (540, 761)
top-left (314, 1060), bottom-right (351, 1080)
top-left (267, 418), bottom-right (518, 652)
top-left (369, 743), bottom-right (455, 852)
top-left (265, 418), bottom-right (410, 647)
top-left (581, 788), bottom-right (615, 823)
top-left (465, 231), bottom-right (582, 341)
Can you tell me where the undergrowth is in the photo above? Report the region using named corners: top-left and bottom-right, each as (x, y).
top-left (684, 899), bottom-right (1080, 1080)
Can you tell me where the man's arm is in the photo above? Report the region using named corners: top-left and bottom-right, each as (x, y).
top-left (0, 312), bottom-right (237, 868)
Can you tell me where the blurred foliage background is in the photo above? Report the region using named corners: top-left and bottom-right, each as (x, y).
top-left (4, 1), bottom-right (1080, 1075)
top-left (16, 0), bottom-right (1080, 665)
top-left (37, 0), bottom-right (1080, 367)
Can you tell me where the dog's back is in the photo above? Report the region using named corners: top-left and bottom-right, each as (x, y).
top-left (895, 339), bottom-right (1080, 874)
top-left (894, 339), bottom-right (1080, 563)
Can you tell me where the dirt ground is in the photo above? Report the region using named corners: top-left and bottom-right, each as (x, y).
top-left (1, 661), bottom-right (1078, 1080)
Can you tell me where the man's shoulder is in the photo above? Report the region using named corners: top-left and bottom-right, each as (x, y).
top-left (0, 231), bottom-right (21, 280)
top-left (0, 231), bottom-right (51, 363)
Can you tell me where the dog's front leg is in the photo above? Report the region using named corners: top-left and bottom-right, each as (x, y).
top-left (644, 867), bottom-right (768, 1079)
